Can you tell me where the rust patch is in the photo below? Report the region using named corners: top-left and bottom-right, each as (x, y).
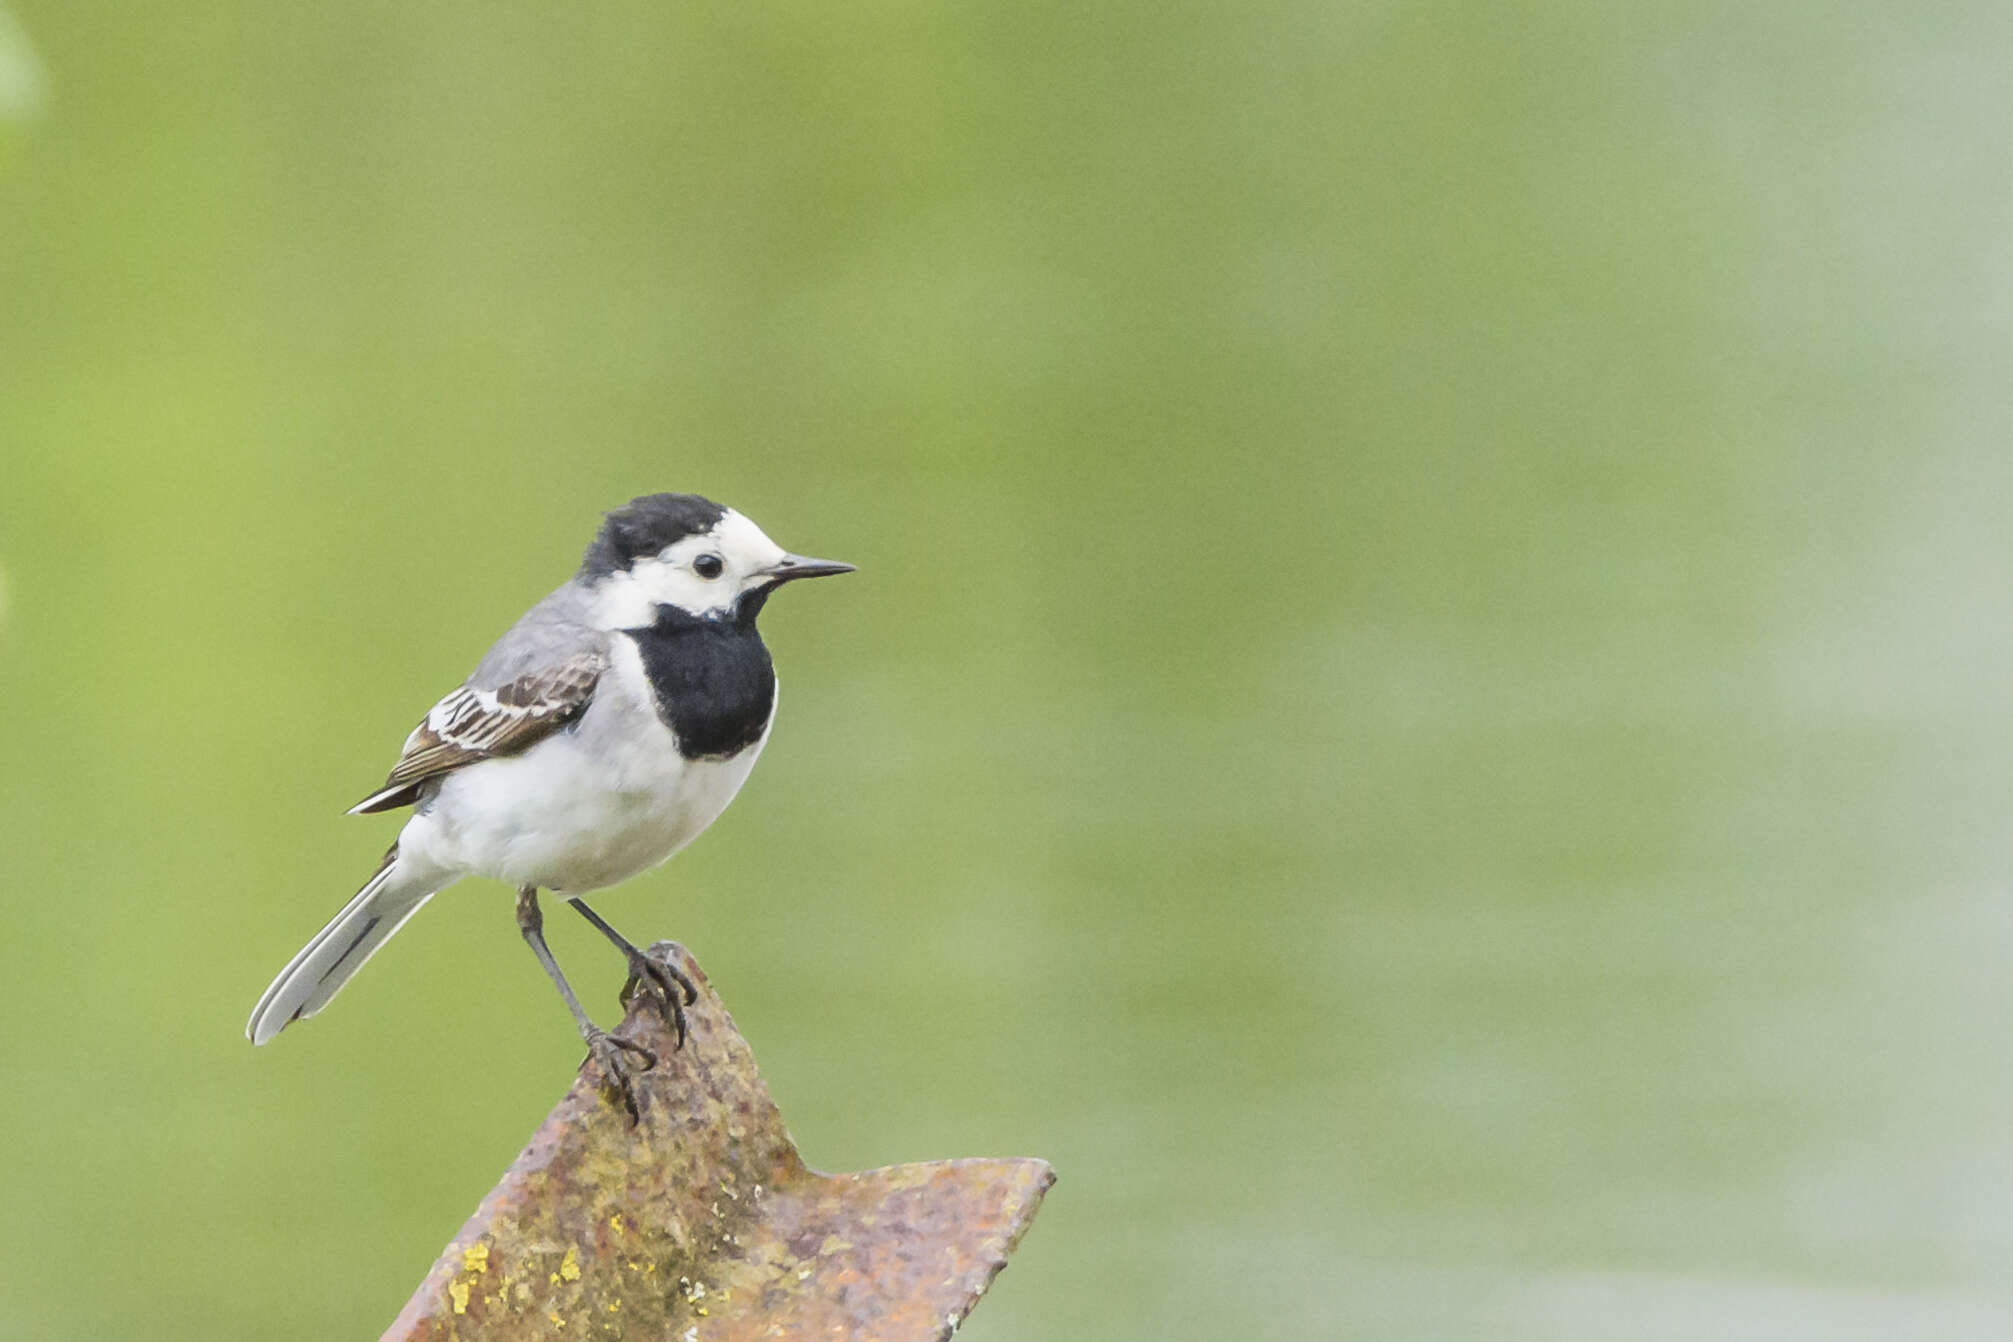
top-left (383, 942), bottom-right (1054, 1341)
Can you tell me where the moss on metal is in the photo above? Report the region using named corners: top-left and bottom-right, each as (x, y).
top-left (383, 943), bottom-right (1053, 1341)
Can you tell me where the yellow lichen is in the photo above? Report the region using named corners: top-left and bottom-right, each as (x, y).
top-left (610, 1213), bottom-right (625, 1234)
top-left (559, 1246), bottom-right (582, 1282)
top-left (447, 1280), bottom-right (470, 1315)
top-left (462, 1242), bottom-right (489, 1274)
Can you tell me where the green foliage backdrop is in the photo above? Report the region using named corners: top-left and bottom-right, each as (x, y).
top-left (6, 3), bottom-right (2013, 1338)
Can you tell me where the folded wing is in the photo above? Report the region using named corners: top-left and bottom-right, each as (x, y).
top-left (348, 648), bottom-right (606, 814)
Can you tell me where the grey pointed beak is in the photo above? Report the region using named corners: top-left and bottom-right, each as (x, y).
top-left (764, 553), bottom-right (856, 583)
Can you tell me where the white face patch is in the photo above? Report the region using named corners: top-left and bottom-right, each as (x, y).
top-left (590, 509), bottom-right (791, 628)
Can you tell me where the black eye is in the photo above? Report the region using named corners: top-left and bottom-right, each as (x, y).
top-left (693, 554), bottom-right (724, 579)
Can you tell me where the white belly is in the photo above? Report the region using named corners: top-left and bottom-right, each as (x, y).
top-left (402, 659), bottom-right (774, 894)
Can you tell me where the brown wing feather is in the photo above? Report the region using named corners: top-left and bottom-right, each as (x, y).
top-left (348, 651), bottom-right (605, 814)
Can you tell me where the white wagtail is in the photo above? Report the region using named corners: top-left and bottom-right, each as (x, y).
top-left (246, 493), bottom-right (852, 1109)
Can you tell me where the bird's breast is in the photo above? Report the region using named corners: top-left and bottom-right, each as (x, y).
top-left (622, 612), bottom-right (777, 760)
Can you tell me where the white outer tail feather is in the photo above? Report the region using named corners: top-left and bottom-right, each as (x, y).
top-left (245, 851), bottom-right (440, 1045)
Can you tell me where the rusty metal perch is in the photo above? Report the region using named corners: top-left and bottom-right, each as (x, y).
top-left (383, 942), bottom-right (1054, 1341)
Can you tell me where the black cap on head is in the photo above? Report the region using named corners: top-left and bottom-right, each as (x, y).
top-left (578, 493), bottom-right (728, 579)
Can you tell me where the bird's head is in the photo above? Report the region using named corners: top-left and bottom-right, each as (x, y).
top-left (580, 493), bottom-right (854, 628)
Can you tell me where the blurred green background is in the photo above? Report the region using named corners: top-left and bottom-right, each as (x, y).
top-left (6, 2), bottom-right (2013, 1337)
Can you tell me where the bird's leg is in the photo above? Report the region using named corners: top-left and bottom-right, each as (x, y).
top-left (566, 896), bottom-right (698, 1049)
top-left (516, 886), bottom-right (655, 1118)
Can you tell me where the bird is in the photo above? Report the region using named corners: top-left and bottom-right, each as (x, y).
top-left (246, 492), bottom-right (853, 1113)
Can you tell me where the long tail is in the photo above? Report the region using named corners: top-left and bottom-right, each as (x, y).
top-left (245, 846), bottom-right (444, 1045)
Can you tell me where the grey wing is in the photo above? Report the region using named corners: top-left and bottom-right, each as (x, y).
top-left (348, 610), bottom-right (609, 815)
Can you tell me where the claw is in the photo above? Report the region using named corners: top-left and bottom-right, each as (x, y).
top-left (581, 1028), bottom-right (655, 1121)
top-left (619, 951), bottom-right (698, 1049)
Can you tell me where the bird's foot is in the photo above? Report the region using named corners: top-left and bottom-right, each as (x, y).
top-left (619, 949), bottom-right (699, 1049)
top-left (581, 1027), bottom-right (656, 1121)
